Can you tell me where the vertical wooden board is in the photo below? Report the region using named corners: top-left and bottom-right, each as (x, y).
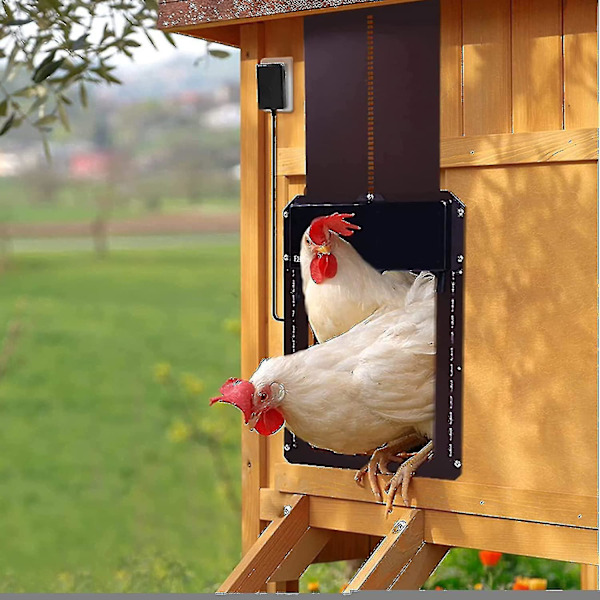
top-left (264, 17), bottom-right (306, 151)
top-left (440, 0), bottom-right (463, 138)
top-left (581, 565), bottom-right (599, 589)
top-left (264, 17), bottom-right (306, 359)
top-left (263, 19), bottom-right (307, 490)
top-left (462, 0), bottom-right (512, 135)
top-left (239, 23), bottom-right (269, 555)
top-left (444, 162), bottom-right (597, 497)
top-left (512, 0), bottom-right (563, 132)
top-left (564, 0), bottom-right (598, 129)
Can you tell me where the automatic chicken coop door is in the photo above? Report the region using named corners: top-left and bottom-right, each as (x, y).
top-left (279, 0), bottom-right (463, 481)
top-left (283, 194), bottom-right (465, 480)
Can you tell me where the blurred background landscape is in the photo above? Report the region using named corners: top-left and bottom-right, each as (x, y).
top-left (0, 25), bottom-right (582, 593)
top-left (0, 36), bottom-right (245, 591)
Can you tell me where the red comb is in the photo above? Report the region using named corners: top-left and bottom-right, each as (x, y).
top-left (210, 377), bottom-right (254, 423)
top-left (308, 213), bottom-right (360, 245)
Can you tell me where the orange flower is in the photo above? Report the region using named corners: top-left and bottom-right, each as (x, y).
top-left (528, 578), bottom-right (547, 590)
top-left (339, 584), bottom-right (348, 593)
top-left (478, 550), bottom-right (502, 567)
top-left (307, 581), bottom-right (320, 593)
top-left (434, 586), bottom-right (444, 590)
top-left (513, 577), bottom-right (530, 590)
top-left (513, 581), bottom-right (530, 590)
top-left (473, 583), bottom-right (484, 590)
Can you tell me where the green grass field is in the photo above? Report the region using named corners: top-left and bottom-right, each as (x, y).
top-left (0, 243), bottom-right (582, 592)
top-left (0, 179), bottom-right (239, 225)
top-left (0, 246), bottom-right (242, 592)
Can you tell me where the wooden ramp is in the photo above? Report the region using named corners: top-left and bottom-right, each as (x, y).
top-left (218, 494), bottom-right (448, 593)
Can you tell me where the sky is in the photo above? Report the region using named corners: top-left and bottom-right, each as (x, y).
top-left (119, 30), bottom-right (213, 66)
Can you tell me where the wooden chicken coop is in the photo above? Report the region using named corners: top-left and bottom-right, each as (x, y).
top-left (158, 0), bottom-right (598, 591)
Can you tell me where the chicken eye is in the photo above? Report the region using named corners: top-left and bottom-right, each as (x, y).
top-left (258, 392), bottom-right (267, 400)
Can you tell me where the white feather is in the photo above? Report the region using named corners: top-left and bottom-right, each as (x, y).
top-left (250, 272), bottom-right (436, 455)
top-left (300, 229), bottom-right (416, 342)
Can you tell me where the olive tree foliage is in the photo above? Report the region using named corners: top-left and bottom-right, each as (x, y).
top-left (0, 0), bottom-right (177, 154)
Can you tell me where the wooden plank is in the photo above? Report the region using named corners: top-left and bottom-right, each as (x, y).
top-left (440, 0), bottom-right (463, 138)
top-left (278, 147), bottom-right (305, 177)
top-left (279, 128), bottom-right (598, 175)
top-left (347, 510), bottom-right (424, 590)
top-left (581, 565), bottom-right (599, 590)
top-left (424, 511), bottom-right (598, 566)
top-left (564, 0), bottom-right (598, 129)
top-left (441, 127), bottom-right (598, 167)
top-left (512, 0), bottom-right (563, 132)
top-left (261, 488), bottom-right (416, 537)
top-left (269, 527), bottom-right (332, 581)
top-left (462, 0), bottom-right (512, 135)
top-left (260, 490), bottom-right (599, 565)
top-left (389, 543), bottom-right (450, 590)
top-left (262, 17), bottom-right (307, 491)
top-left (273, 463), bottom-right (598, 529)
top-left (444, 161), bottom-right (597, 500)
top-left (315, 531), bottom-right (372, 563)
top-left (220, 494), bottom-right (309, 592)
top-left (158, 0), bottom-right (421, 32)
top-left (239, 23), bottom-right (269, 555)
top-left (267, 581), bottom-right (300, 592)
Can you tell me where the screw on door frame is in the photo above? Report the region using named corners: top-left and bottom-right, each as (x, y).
top-left (392, 520), bottom-right (407, 534)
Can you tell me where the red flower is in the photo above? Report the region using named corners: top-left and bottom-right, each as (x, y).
top-left (478, 550), bottom-right (502, 567)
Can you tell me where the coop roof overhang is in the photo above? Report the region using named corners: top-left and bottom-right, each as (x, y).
top-left (157, 0), bottom-right (422, 42)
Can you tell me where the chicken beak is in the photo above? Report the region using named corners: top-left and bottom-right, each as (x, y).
top-left (316, 244), bottom-right (331, 255)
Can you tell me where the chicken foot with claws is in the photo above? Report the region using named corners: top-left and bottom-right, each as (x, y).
top-left (355, 431), bottom-right (425, 502)
top-left (385, 440), bottom-right (433, 512)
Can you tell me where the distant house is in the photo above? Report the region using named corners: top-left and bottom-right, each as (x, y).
top-left (202, 103), bottom-right (240, 129)
top-left (0, 148), bottom-right (39, 176)
top-left (69, 151), bottom-right (114, 180)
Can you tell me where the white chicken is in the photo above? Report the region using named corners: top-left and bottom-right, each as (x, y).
top-left (211, 272), bottom-right (436, 509)
top-left (300, 212), bottom-right (416, 342)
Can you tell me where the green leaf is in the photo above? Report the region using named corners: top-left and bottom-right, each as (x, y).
top-left (13, 85), bottom-right (44, 98)
top-left (208, 48), bottom-right (230, 59)
top-left (3, 44), bottom-right (19, 82)
top-left (71, 33), bottom-right (87, 50)
top-left (0, 98), bottom-right (7, 117)
top-left (33, 58), bottom-right (65, 83)
top-left (6, 18), bottom-right (33, 25)
top-left (57, 100), bottom-right (70, 131)
top-left (163, 32), bottom-right (177, 48)
top-left (2, 0), bottom-right (14, 21)
top-left (34, 114), bottom-right (57, 127)
top-left (79, 82), bottom-right (88, 108)
top-left (0, 113), bottom-right (16, 136)
top-left (42, 136), bottom-right (52, 163)
top-left (38, 49), bottom-right (57, 70)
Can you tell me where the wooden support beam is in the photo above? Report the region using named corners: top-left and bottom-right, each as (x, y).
top-left (219, 495), bottom-right (309, 592)
top-left (269, 527), bottom-right (332, 582)
top-left (389, 543), bottom-right (449, 590)
top-left (239, 22), bottom-right (269, 557)
top-left (581, 565), bottom-right (599, 590)
top-left (347, 510), bottom-right (428, 590)
top-left (315, 531), bottom-right (374, 563)
top-left (260, 489), bottom-right (598, 565)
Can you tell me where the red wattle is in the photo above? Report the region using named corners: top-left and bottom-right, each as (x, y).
top-left (310, 254), bottom-right (338, 284)
top-left (254, 408), bottom-right (285, 436)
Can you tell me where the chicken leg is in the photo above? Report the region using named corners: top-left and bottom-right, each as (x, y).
top-left (355, 431), bottom-right (426, 502)
top-left (384, 440), bottom-right (433, 512)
